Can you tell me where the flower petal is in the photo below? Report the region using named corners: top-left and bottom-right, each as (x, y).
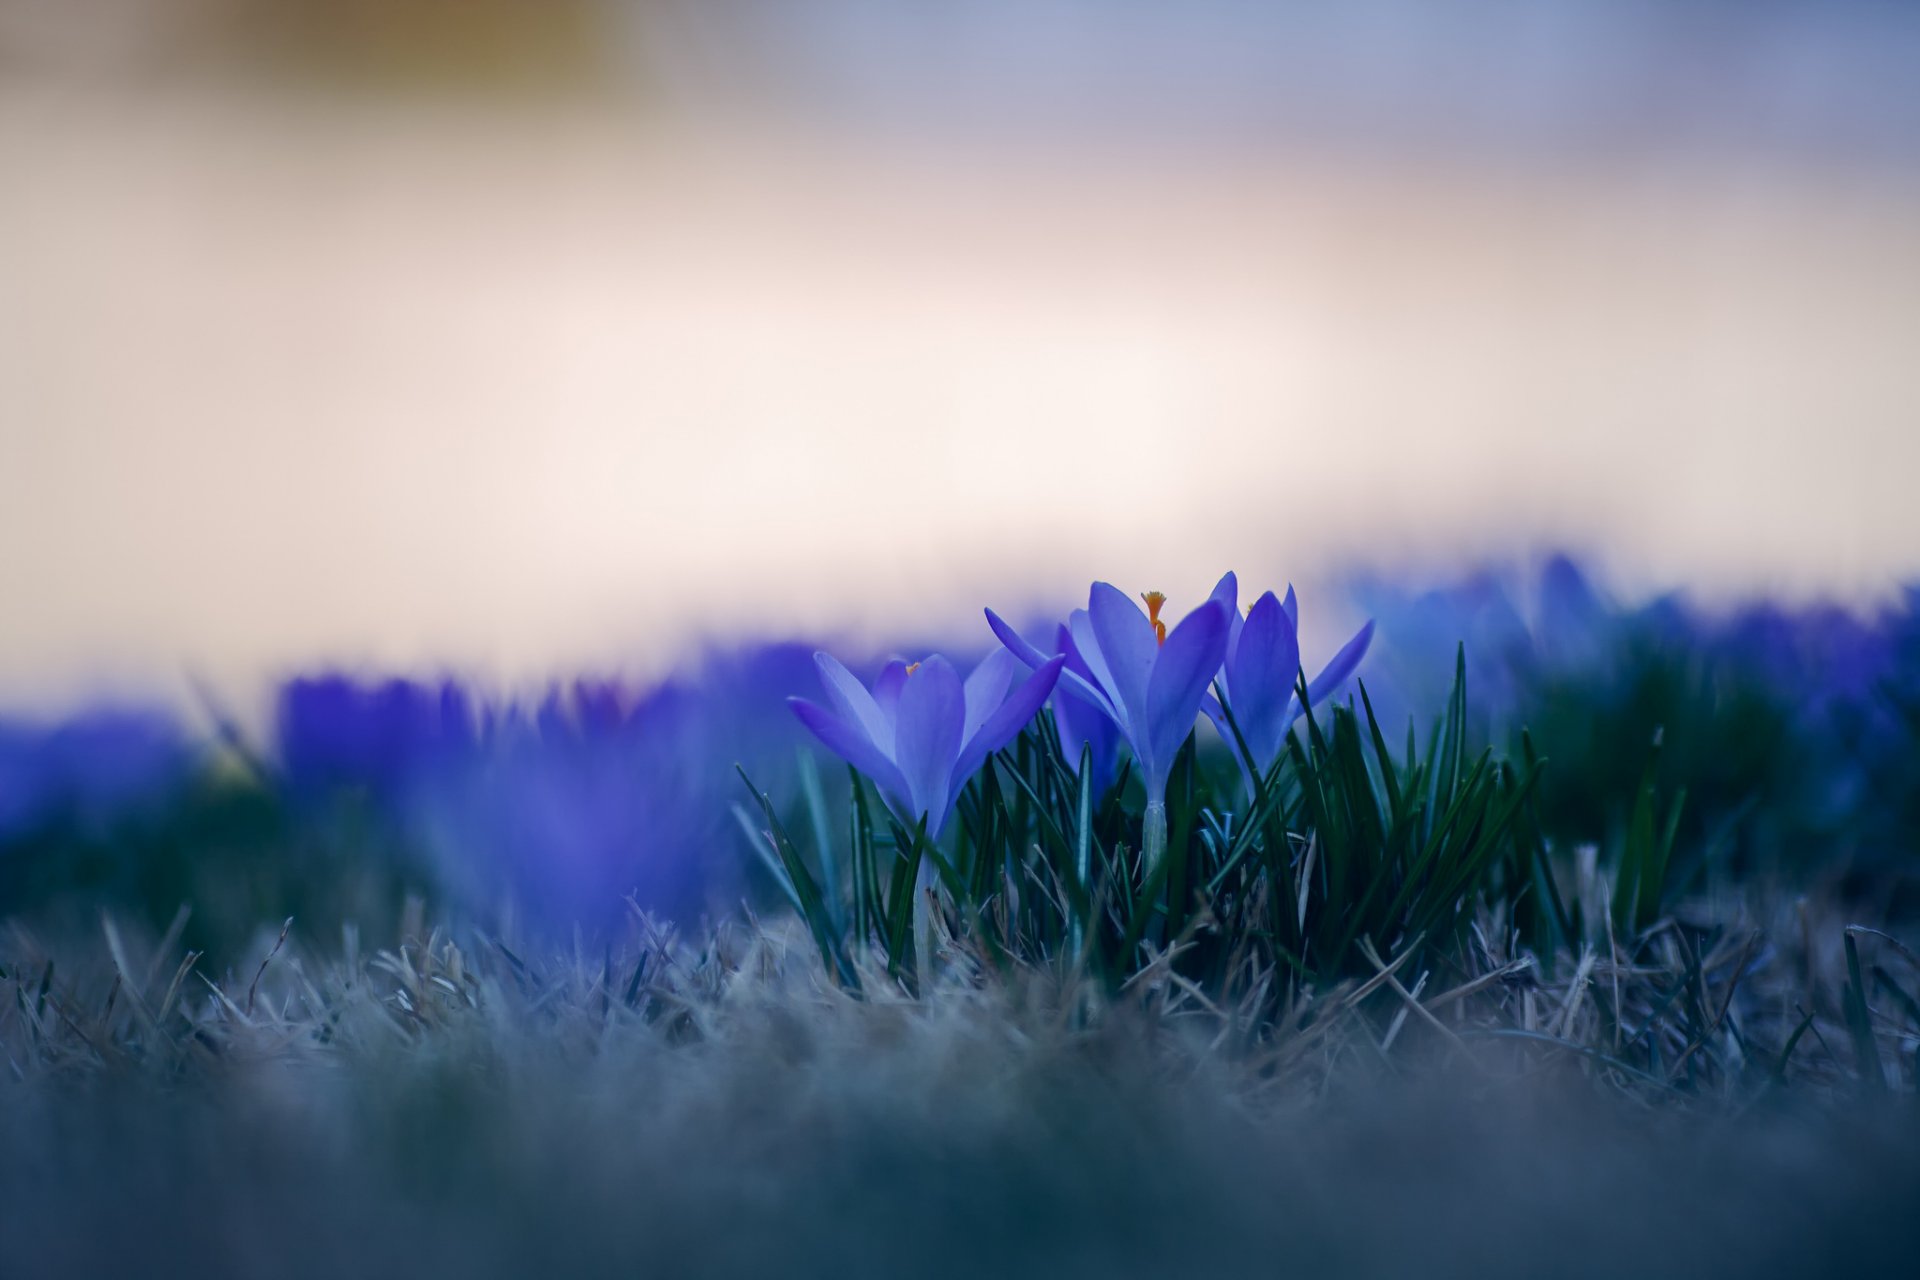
top-left (872, 660), bottom-right (911, 730)
top-left (788, 697), bottom-right (910, 809)
top-left (962, 648), bottom-right (1018, 743)
top-left (1202, 689), bottom-right (1261, 802)
top-left (1305, 619), bottom-right (1376, 707)
top-left (984, 608), bottom-right (1056, 671)
top-left (1212, 570), bottom-right (1244, 700)
top-left (814, 652), bottom-right (894, 754)
top-left (1068, 608), bottom-right (1129, 731)
top-left (991, 608), bottom-right (1113, 716)
top-left (1226, 591), bottom-right (1299, 767)
top-left (951, 655), bottom-right (1064, 796)
top-left (1044, 623), bottom-right (1114, 717)
top-left (1057, 624), bottom-right (1092, 681)
top-left (1208, 571), bottom-right (1239, 615)
top-left (892, 654), bottom-right (966, 825)
top-left (1056, 688), bottom-right (1120, 796)
top-left (1087, 582), bottom-right (1156, 731)
top-left (1142, 599), bottom-right (1229, 797)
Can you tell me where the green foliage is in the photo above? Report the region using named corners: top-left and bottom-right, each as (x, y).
top-left (1613, 736), bottom-right (1687, 938)
top-left (743, 645), bottom-right (1572, 1017)
top-left (0, 765), bottom-right (430, 960)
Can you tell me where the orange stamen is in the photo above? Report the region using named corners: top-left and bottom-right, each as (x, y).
top-left (905, 661), bottom-right (921, 676)
top-left (1141, 591), bottom-right (1168, 645)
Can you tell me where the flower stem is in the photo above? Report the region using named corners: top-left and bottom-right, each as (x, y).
top-left (1142, 799), bottom-right (1168, 878)
top-left (912, 852), bottom-right (933, 993)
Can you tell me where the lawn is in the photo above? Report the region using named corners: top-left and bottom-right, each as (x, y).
top-left (4, 561), bottom-right (1918, 1277)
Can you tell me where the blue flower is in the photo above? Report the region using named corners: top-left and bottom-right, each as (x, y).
top-left (987, 582), bottom-right (1229, 811)
top-left (0, 708), bottom-right (186, 840)
top-left (406, 645), bottom-right (823, 931)
top-left (1202, 571), bottom-right (1375, 784)
top-left (790, 649), bottom-right (1064, 838)
top-left (1049, 623), bottom-right (1123, 798)
top-left (275, 675), bottom-right (474, 803)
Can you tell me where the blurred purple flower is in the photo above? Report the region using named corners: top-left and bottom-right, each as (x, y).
top-left (1537, 553), bottom-right (1608, 668)
top-left (0, 708), bottom-right (187, 839)
top-left (411, 646), bottom-right (820, 928)
top-left (272, 645), bottom-right (822, 931)
top-left (1344, 567), bottom-right (1537, 730)
top-left (790, 648), bottom-right (1064, 838)
top-left (275, 675), bottom-right (474, 802)
top-left (1201, 571), bottom-right (1375, 785)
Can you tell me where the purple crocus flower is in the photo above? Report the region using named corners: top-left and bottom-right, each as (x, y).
top-left (1202, 571), bottom-right (1376, 786)
top-left (988, 582), bottom-right (1230, 870)
top-left (408, 644), bottom-right (822, 932)
top-left (789, 648), bottom-right (1065, 839)
top-left (0, 708), bottom-right (187, 840)
top-left (989, 583), bottom-right (1229, 809)
top-left (1049, 624), bottom-right (1122, 798)
top-left (275, 675), bottom-right (474, 804)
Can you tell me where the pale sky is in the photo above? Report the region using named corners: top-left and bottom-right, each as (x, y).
top-left (3, 4), bottom-right (1919, 710)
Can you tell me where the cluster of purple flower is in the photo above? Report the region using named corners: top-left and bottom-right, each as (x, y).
top-left (790, 574), bottom-right (1374, 850)
top-left (273, 645), bottom-right (822, 927)
top-left (7, 555), bottom-right (1920, 940)
top-left (0, 708), bottom-right (186, 841)
top-left (1349, 556), bottom-right (1920, 866)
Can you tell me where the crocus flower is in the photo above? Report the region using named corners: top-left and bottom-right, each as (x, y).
top-left (1202, 571), bottom-right (1375, 786)
top-left (409, 644), bottom-right (821, 932)
top-left (988, 583), bottom-right (1230, 869)
top-left (789, 649), bottom-right (1065, 839)
top-left (276, 675), bottom-right (474, 805)
top-left (1048, 623), bottom-right (1122, 798)
top-left (0, 708), bottom-right (187, 841)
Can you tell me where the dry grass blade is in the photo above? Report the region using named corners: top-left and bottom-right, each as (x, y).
top-left (1358, 937), bottom-right (1472, 1060)
top-left (1426, 958), bottom-right (1534, 1012)
top-left (1339, 932), bottom-right (1426, 1008)
top-left (247, 918), bottom-right (295, 1017)
top-left (99, 914), bottom-right (159, 1036)
top-left (155, 951), bottom-right (203, 1026)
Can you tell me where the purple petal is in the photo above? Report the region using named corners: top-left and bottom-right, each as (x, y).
top-left (892, 654), bottom-right (966, 826)
top-left (1231, 594), bottom-right (1300, 776)
top-left (1068, 608), bottom-right (1129, 732)
top-left (1282, 585), bottom-right (1299, 632)
top-left (985, 608), bottom-right (1056, 672)
top-left (962, 648), bottom-right (1018, 743)
top-left (789, 697), bottom-right (911, 808)
top-left (1056, 624), bottom-right (1091, 681)
top-left (1200, 687), bottom-right (1237, 761)
top-left (1086, 582), bottom-right (1156, 731)
top-left (1048, 622), bottom-right (1118, 718)
top-left (1056, 687), bottom-right (1120, 796)
top-left (872, 660), bottom-right (911, 728)
top-left (814, 652), bottom-right (894, 754)
top-left (1305, 619), bottom-right (1376, 707)
top-left (951, 656), bottom-right (1065, 795)
top-left (1142, 600), bottom-right (1229, 797)
top-left (1227, 592), bottom-right (1299, 743)
top-left (1201, 689), bottom-right (1261, 802)
top-left (1211, 572), bottom-right (1244, 695)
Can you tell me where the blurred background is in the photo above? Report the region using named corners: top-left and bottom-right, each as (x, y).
top-left (4, 1), bottom-right (1920, 946)
top-left (4, 0), bottom-right (1919, 709)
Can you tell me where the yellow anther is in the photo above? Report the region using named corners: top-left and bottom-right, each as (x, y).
top-left (1141, 591), bottom-right (1168, 645)
top-left (905, 661), bottom-right (921, 676)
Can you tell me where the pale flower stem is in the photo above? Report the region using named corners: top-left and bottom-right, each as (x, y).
top-left (1143, 800), bottom-right (1168, 879)
top-left (913, 852), bottom-right (934, 990)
